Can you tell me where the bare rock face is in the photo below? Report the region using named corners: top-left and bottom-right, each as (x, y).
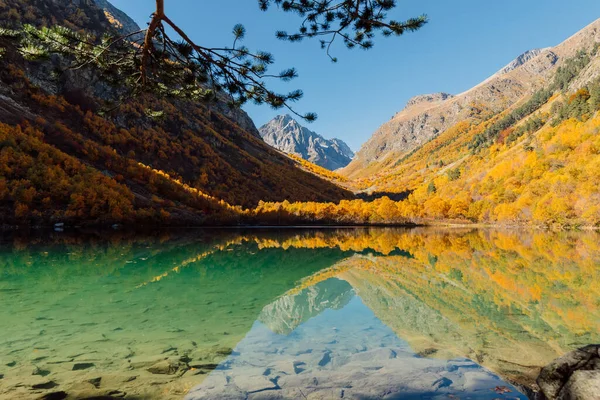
top-left (92, 0), bottom-right (141, 38)
top-left (404, 93), bottom-right (454, 110)
top-left (212, 99), bottom-right (261, 137)
top-left (91, 0), bottom-right (260, 137)
top-left (341, 18), bottom-right (600, 179)
top-left (537, 344), bottom-right (600, 400)
top-left (341, 50), bottom-right (558, 178)
top-left (259, 115), bottom-right (355, 170)
top-left (495, 48), bottom-right (550, 76)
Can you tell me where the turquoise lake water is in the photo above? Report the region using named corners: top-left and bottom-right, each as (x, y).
top-left (1, 228), bottom-right (599, 399)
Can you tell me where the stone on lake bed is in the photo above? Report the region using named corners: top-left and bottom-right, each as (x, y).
top-left (147, 359), bottom-right (184, 375)
top-left (268, 360), bottom-right (298, 376)
top-left (161, 346), bottom-right (178, 354)
top-left (179, 354), bottom-right (192, 363)
top-left (232, 375), bottom-right (279, 393)
top-left (214, 346), bottom-right (234, 356)
top-left (68, 381), bottom-right (98, 392)
top-left (72, 362), bottom-right (95, 371)
top-left (68, 384), bottom-right (128, 400)
top-left (87, 377), bottom-right (102, 388)
top-left (188, 362), bottom-right (219, 370)
top-left (188, 346), bottom-right (234, 364)
top-left (293, 361), bottom-right (306, 374)
top-left (432, 376), bottom-right (453, 389)
top-left (32, 366), bottom-right (51, 376)
top-left (128, 355), bottom-right (168, 369)
top-left (537, 344), bottom-right (600, 400)
top-left (349, 348), bottom-right (398, 362)
top-left (70, 373), bottom-right (139, 394)
top-left (47, 358), bottom-right (74, 365)
top-left (31, 380), bottom-right (59, 389)
top-left (40, 391), bottom-right (67, 400)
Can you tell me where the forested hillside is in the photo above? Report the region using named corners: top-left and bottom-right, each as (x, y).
top-left (342, 19), bottom-right (600, 179)
top-left (256, 26), bottom-right (600, 228)
top-left (0, 0), bottom-right (598, 228)
top-left (348, 48), bottom-right (600, 226)
top-left (257, 82), bottom-right (600, 227)
top-left (0, 0), bottom-right (352, 226)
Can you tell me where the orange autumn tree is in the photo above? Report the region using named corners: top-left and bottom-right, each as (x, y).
top-left (252, 80), bottom-right (600, 228)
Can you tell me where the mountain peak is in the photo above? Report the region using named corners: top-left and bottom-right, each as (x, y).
top-left (273, 114), bottom-right (298, 125)
top-left (342, 18), bottom-right (600, 179)
top-left (259, 117), bottom-right (354, 170)
top-left (404, 93), bottom-right (454, 111)
top-left (495, 48), bottom-right (550, 76)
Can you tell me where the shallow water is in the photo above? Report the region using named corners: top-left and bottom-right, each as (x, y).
top-left (1, 228), bottom-right (599, 399)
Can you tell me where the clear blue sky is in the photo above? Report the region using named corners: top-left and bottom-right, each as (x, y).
top-left (110, 0), bottom-right (600, 151)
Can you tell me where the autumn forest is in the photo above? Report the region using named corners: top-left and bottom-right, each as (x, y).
top-left (3, 2), bottom-right (600, 400)
top-left (0, 0), bottom-right (599, 229)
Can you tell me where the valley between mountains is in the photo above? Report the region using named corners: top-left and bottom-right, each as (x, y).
top-left (1, 0), bottom-right (599, 228)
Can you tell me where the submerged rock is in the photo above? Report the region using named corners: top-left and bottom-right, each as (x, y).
top-left (234, 375), bottom-right (279, 393)
top-left (72, 362), bottom-right (95, 371)
top-left (32, 366), bottom-right (51, 377)
top-left (87, 377), bottom-right (102, 388)
top-left (128, 355), bottom-right (168, 369)
top-left (147, 359), bottom-right (186, 375)
top-left (432, 377), bottom-right (453, 390)
top-left (215, 347), bottom-right (233, 356)
top-left (40, 392), bottom-right (67, 400)
top-left (537, 344), bottom-right (600, 399)
top-left (31, 380), bottom-right (59, 390)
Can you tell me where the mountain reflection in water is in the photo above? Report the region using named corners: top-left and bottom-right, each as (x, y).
top-left (0, 228), bottom-right (598, 400)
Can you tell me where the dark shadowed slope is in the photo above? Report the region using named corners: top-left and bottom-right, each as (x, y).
top-left (0, 0), bottom-right (353, 226)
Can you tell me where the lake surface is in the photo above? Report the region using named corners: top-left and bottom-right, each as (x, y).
top-left (1, 228), bottom-right (599, 400)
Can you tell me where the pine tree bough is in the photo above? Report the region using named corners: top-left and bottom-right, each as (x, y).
top-left (259, 0), bottom-right (428, 61)
top-left (6, 0), bottom-right (427, 121)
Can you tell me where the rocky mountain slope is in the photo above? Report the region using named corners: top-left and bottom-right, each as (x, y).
top-left (0, 0), bottom-right (352, 226)
top-left (91, 0), bottom-right (142, 38)
top-left (259, 115), bottom-right (354, 170)
top-left (326, 18), bottom-right (600, 226)
top-left (341, 18), bottom-right (600, 179)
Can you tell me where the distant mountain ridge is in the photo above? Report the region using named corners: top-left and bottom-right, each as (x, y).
top-left (259, 115), bottom-right (354, 171)
top-left (341, 18), bottom-right (600, 178)
top-left (327, 18), bottom-right (600, 227)
top-left (495, 48), bottom-right (549, 76)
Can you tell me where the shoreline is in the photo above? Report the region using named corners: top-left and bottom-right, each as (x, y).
top-left (1, 221), bottom-right (598, 233)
